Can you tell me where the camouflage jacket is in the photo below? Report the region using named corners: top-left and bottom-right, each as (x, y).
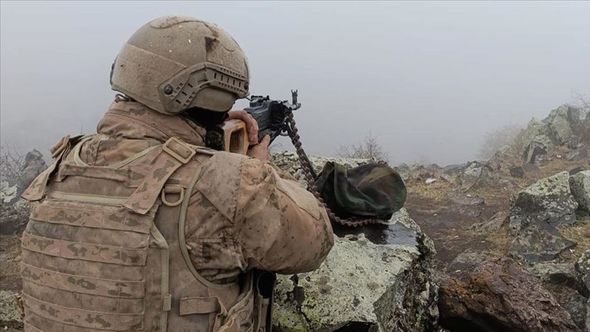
top-left (71, 100), bottom-right (334, 283)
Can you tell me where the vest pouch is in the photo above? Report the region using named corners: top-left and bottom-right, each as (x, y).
top-left (214, 273), bottom-right (256, 332)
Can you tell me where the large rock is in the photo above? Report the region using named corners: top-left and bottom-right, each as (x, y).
top-left (544, 105), bottom-right (584, 146)
top-left (272, 210), bottom-right (438, 331)
top-left (523, 136), bottom-right (552, 164)
top-left (438, 257), bottom-right (579, 332)
top-left (528, 258), bottom-right (590, 330)
top-left (548, 287), bottom-right (589, 332)
top-left (577, 250), bottom-right (590, 295)
top-left (508, 171), bottom-right (579, 262)
top-left (15, 150), bottom-right (46, 199)
top-left (570, 171), bottom-right (590, 212)
top-left (518, 105), bottom-right (587, 163)
top-left (528, 262), bottom-right (580, 290)
top-left (509, 171), bottom-right (578, 232)
top-left (0, 290), bottom-right (22, 329)
top-left (0, 149), bottom-right (46, 205)
top-left (508, 222), bottom-right (577, 262)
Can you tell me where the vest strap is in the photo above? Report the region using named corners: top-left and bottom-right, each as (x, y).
top-left (23, 294), bottom-right (143, 331)
top-left (21, 232), bottom-right (147, 266)
top-left (179, 296), bottom-right (221, 315)
top-left (124, 137), bottom-right (196, 214)
top-left (162, 137), bottom-right (196, 163)
top-left (21, 263), bottom-right (145, 298)
top-left (56, 163), bottom-right (130, 183)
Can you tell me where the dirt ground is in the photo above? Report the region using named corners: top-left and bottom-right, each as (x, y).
top-left (405, 158), bottom-right (590, 270)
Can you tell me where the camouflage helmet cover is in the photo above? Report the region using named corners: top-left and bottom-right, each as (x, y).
top-left (111, 16), bottom-right (249, 114)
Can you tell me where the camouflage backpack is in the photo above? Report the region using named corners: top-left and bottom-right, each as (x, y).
top-left (314, 162), bottom-right (407, 220)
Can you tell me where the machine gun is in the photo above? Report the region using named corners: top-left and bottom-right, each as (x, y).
top-left (222, 90), bottom-right (401, 228)
top-left (221, 90), bottom-right (301, 154)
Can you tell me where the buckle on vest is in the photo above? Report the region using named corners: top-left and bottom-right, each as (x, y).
top-left (161, 185), bottom-right (185, 207)
top-left (163, 294), bottom-right (172, 311)
top-left (162, 137), bottom-right (196, 164)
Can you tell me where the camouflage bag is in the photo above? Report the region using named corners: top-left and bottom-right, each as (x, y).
top-left (314, 162), bottom-right (406, 220)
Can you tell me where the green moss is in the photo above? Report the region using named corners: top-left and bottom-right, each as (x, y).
top-left (272, 304), bottom-right (308, 331)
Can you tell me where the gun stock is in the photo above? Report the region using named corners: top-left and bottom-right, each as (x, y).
top-left (221, 119), bottom-right (249, 154)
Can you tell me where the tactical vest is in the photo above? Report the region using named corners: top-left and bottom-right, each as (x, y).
top-left (21, 136), bottom-right (274, 332)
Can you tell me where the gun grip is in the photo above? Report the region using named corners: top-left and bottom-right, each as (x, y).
top-left (221, 119), bottom-right (250, 155)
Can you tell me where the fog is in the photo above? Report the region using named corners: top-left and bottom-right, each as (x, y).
top-left (1, 1), bottom-right (589, 165)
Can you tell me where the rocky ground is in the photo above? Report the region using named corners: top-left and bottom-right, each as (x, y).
top-left (400, 104), bottom-right (590, 331)
top-left (0, 104), bottom-right (588, 331)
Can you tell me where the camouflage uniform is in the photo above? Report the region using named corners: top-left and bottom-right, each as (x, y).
top-left (20, 100), bottom-right (334, 331)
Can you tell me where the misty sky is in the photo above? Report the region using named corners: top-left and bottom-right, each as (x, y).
top-left (1, 1), bottom-right (589, 165)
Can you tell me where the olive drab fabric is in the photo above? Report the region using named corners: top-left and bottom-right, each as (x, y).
top-left (111, 16), bottom-right (249, 114)
top-left (20, 100), bottom-right (334, 332)
top-left (314, 162), bottom-right (407, 220)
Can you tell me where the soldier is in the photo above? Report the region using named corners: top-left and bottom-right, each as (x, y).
top-left (20, 16), bottom-right (334, 332)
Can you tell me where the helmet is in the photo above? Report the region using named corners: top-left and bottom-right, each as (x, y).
top-left (111, 16), bottom-right (249, 114)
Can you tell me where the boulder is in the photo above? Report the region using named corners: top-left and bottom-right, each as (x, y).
top-left (0, 290), bottom-right (22, 329)
top-left (18, 150), bottom-right (46, 190)
top-left (521, 118), bottom-right (552, 148)
top-left (526, 253), bottom-right (590, 330)
top-left (548, 287), bottom-right (588, 332)
top-left (272, 210), bottom-right (438, 331)
top-left (0, 149), bottom-right (46, 205)
top-left (457, 161), bottom-right (498, 190)
top-left (577, 250), bottom-right (590, 295)
top-left (570, 171), bottom-right (590, 212)
top-left (508, 222), bottom-right (576, 262)
top-left (523, 136), bottom-right (551, 164)
top-left (544, 105), bottom-right (584, 146)
top-left (438, 257), bottom-right (579, 332)
top-left (527, 262), bottom-right (580, 290)
top-left (507, 171), bottom-right (579, 262)
top-left (509, 171), bottom-right (578, 233)
top-left (518, 105), bottom-right (587, 163)
top-left (543, 105), bottom-right (581, 145)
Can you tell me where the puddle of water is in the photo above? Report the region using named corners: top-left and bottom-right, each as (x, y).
top-left (333, 222), bottom-right (417, 246)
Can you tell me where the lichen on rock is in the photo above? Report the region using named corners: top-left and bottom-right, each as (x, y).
top-left (272, 209), bottom-right (438, 331)
top-left (570, 170), bottom-right (590, 213)
top-left (508, 171), bottom-right (579, 262)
